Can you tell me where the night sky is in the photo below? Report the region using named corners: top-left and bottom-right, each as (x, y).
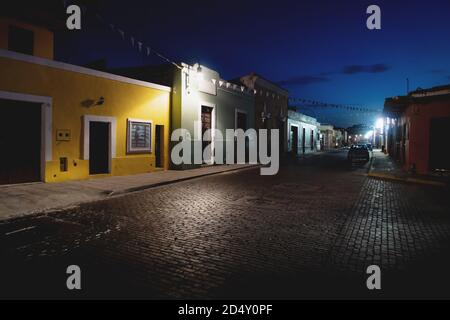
top-left (56, 0), bottom-right (450, 128)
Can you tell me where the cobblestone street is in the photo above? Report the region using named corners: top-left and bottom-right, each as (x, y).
top-left (1, 150), bottom-right (449, 299)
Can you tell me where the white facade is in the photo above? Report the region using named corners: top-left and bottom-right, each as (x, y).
top-left (287, 110), bottom-right (320, 155)
top-left (319, 124), bottom-right (335, 150)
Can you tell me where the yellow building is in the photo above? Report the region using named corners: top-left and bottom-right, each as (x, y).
top-left (0, 18), bottom-right (171, 185)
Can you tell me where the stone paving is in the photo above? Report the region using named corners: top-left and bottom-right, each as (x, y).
top-left (0, 150), bottom-right (449, 299)
top-left (0, 164), bottom-right (256, 221)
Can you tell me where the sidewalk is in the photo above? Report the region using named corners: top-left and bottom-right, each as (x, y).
top-left (0, 164), bottom-right (258, 221)
top-left (368, 151), bottom-right (448, 187)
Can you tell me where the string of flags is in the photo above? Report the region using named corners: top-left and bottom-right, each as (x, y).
top-left (91, 10), bottom-right (379, 115)
top-left (289, 97), bottom-right (381, 114)
top-left (94, 13), bottom-right (182, 70)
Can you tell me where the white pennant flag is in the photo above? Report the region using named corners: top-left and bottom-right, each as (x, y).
top-left (131, 37), bottom-right (135, 47)
top-left (137, 41), bottom-right (143, 52)
top-left (146, 47), bottom-right (151, 56)
top-left (118, 29), bottom-right (125, 39)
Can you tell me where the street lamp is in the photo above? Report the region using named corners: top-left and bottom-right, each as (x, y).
top-left (375, 118), bottom-right (384, 129)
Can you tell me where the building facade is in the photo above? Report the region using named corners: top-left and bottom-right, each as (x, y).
top-left (333, 128), bottom-right (348, 147)
top-left (287, 110), bottom-right (320, 155)
top-left (233, 73), bottom-right (289, 154)
top-left (319, 124), bottom-right (335, 150)
top-left (114, 63), bottom-right (256, 168)
top-left (384, 85), bottom-right (450, 174)
top-left (0, 18), bottom-right (171, 185)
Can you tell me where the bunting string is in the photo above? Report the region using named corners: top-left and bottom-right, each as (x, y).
top-left (93, 12), bottom-right (182, 69)
top-left (80, 4), bottom-right (381, 114)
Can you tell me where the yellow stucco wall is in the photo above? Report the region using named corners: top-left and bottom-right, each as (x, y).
top-left (0, 18), bottom-right (54, 60)
top-left (0, 56), bottom-right (171, 183)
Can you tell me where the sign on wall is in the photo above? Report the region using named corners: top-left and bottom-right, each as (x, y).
top-left (127, 119), bottom-right (152, 154)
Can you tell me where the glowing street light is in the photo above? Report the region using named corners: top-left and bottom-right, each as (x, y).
top-left (365, 131), bottom-right (373, 140)
top-left (375, 118), bottom-right (384, 129)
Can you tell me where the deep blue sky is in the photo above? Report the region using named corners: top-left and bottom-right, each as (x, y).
top-left (56, 0), bottom-right (450, 127)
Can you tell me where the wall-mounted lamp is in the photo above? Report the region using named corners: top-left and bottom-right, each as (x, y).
top-left (96, 96), bottom-right (105, 106)
top-left (261, 111), bottom-right (272, 123)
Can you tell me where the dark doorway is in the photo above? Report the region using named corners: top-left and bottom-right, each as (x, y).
top-left (236, 112), bottom-right (247, 130)
top-left (155, 125), bottom-right (164, 168)
top-left (201, 106), bottom-right (213, 162)
top-left (236, 112), bottom-right (248, 162)
top-left (0, 99), bottom-right (41, 185)
top-left (291, 126), bottom-right (298, 155)
top-left (302, 128), bottom-right (306, 154)
top-left (429, 117), bottom-right (450, 171)
top-left (310, 130), bottom-right (314, 151)
top-left (89, 121), bottom-right (110, 175)
top-left (279, 121), bottom-right (285, 154)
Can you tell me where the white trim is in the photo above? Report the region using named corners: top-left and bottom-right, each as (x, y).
top-left (0, 90), bottom-right (53, 182)
top-left (0, 49), bottom-right (172, 92)
top-left (0, 90), bottom-right (52, 105)
top-left (126, 118), bottom-right (153, 154)
top-left (234, 108), bottom-right (248, 130)
top-left (199, 101), bottom-right (216, 164)
top-left (83, 116), bottom-right (117, 175)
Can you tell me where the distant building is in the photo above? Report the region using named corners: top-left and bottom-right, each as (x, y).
top-left (287, 110), bottom-right (320, 155)
top-left (347, 124), bottom-right (372, 145)
top-left (333, 128), bottom-right (348, 147)
top-left (232, 73), bottom-right (289, 154)
top-left (384, 84), bottom-right (450, 174)
top-left (319, 124), bottom-right (335, 150)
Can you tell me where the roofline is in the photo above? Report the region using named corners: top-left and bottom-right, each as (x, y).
top-left (0, 49), bottom-right (172, 92)
top-left (237, 72), bottom-right (289, 96)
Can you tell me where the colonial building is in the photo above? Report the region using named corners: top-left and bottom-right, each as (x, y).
top-left (113, 63), bottom-right (255, 168)
top-left (319, 124), bottom-right (335, 150)
top-left (232, 73), bottom-right (289, 154)
top-left (333, 128), bottom-right (348, 147)
top-left (287, 110), bottom-right (320, 155)
top-left (384, 85), bottom-right (450, 175)
top-left (0, 17), bottom-right (171, 185)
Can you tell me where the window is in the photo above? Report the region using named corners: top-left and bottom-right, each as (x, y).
top-left (8, 26), bottom-right (34, 55)
top-left (127, 119), bottom-right (152, 154)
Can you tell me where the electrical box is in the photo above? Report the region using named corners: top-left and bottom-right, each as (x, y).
top-left (56, 130), bottom-right (71, 141)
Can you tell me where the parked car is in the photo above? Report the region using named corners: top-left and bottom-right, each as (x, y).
top-left (348, 145), bottom-right (371, 163)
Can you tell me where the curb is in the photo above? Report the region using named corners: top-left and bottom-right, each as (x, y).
top-left (367, 172), bottom-right (447, 187)
top-left (0, 165), bottom-right (261, 222)
top-left (109, 164), bottom-right (261, 197)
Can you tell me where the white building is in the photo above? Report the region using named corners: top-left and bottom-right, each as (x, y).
top-left (319, 124), bottom-right (335, 150)
top-left (287, 110), bottom-right (320, 155)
